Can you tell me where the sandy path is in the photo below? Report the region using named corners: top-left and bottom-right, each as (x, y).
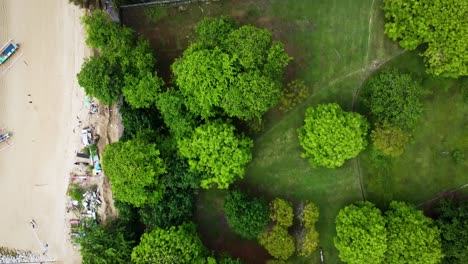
top-left (0, 0), bottom-right (90, 262)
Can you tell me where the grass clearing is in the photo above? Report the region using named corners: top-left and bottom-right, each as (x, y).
top-left (359, 51), bottom-right (468, 208)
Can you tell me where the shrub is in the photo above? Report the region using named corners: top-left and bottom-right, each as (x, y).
top-left (371, 124), bottom-right (409, 157)
top-left (270, 198), bottom-right (294, 228)
top-left (223, 191), bottom-right (269, 239)
top-left (298, 103), bottom-right (369, 168)
top-left (258, 225), bottom-right (295, 260)
top-left (279, 80), bottom-right (309, 113)
top-left (364, 70), bottom-right (425, 130)
top-left (67, 184), bottom-right (84, 203)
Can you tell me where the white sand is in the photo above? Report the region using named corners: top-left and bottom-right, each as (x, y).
top-left (0, 0), bottom-right (91, 262)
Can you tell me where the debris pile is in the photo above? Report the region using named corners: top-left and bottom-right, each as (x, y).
top-left (80, 188), bottom-right (101, 220)
top-left (0, 247), bottom-right (51, 264)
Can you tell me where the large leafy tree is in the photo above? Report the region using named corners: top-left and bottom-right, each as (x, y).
top-left (122, 72), bottom-right (163, 109)
top-left (223, 190), bottom-right (269, 239)
top-left (435, 199), bottom-right (468, 264)
top-left (156, 89), bottom-right (197, 139)
top-left (77, 220), bottom-right (134, 264)
top-left (383, 0), bottom-right (468, 77)
top-left (334, 202), bottom-right (387, 264)
top-left (258, 225), bottom-right (295, 261)
top-left (139, 188), bottom-right (194, 230)
top-left (178, 121), bottom-right (253, 189)
top-left (102, 138), bottom-right (166, 207)
top-left (364, 70), bottom-right (425, 130)
top-left (172, 17), bottom-right (290, 120)
top-left (77, 55), bottom-right (123, 105)
top-left (131, 223), bottom-right (206, 264)
top-left (385, 201), bottom-right (443, 264)
top-left (298, 103), bottom-right (369, 168)
top-left (80, 11), bottom-right (164, 108)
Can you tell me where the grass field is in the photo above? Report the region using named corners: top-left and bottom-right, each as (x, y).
top-left (359, 51), bottom-right (468, 208)
top-left (121, 0), bottom-right (466, 263)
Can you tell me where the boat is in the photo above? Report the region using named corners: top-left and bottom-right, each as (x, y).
top-left (0, 41), bottom-right (20, 65)
top-left (0, 132), bottom-right (12, 143)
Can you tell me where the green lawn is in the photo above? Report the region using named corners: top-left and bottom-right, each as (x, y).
top-left (122, 0), bottom-right (466, 263)
top-left (359, 51), bottom-right (468, 208)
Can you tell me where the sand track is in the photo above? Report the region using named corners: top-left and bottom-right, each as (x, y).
top-left (0, 1), bottom-right (91, 263)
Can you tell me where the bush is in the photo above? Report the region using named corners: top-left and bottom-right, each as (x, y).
top-left (67, 184), bottom-right (84, 203)
top-left (364, 70), bottom-right (425, 130)
top-left (223, 191), bottom-right (269, 239)
top-left (270, 198), bottom-right (294, 228)
top-left (258, 225), bottom-right (295, 260)
top-left (144, 6), bottom-right (168, 23)
top-left (279, 80), bottom-right (309, 113)
top-left (371, 124), bottom-right (409, 157)
top-left (298, 103), bottom-right (369, 168)
top-left (298, 202), bottom-right (320, 257)
top-left (451, 149), bottom-right (465, 165)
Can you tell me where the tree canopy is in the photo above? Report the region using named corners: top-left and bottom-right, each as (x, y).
top-left (435, 199), bottom-right (468, 264)
top-left (334, 202), bottom-right (387, 264)
top-left (364, 70), bottom-right (425, 130)
top-left (172, 17), bottom-right (290, 120)
top-left (383, 0), bottom-right (468, 78)
top-left (79, 10), bottom-right (164, 107)
top-left (223, 190), bottom-right (269, 239)
top-left (77, 220), bottom-right (134, 264)
top-left (77, 55), bottom-right (123, 105)
top-left (298, 103), bottom-right (369, 168)
top-left (385, 201), bottom-right (443, 264)
top-left (102, 138), bottom-right (166, 207)
top-left (156, 89), bottom-right (197, 139)
top-left (178, 121), bottom-right (253, 189)
top-left (131, 223), bottom-right (206, 264)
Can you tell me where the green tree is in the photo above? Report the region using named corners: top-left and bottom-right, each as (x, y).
top-left (122, 72), bottom-right (163, 109)
top-left (223, 190), bottom-right (269, 239)
top-left (131, 223), bottom-right (206, 264)
top-left (81, 10), bottom-right (120, 49)
top-left (195, 16), bottom-right (236, 48)
top-left (334, 201), bottom-right (387, 264)
top-left (156, 90), bottom-right (197, 139)
top-left (383, 0), bottom-right (468, 77)
top-left (172, 18), bottom-right (290, 120)
top-left (298, 103), bottom-right (369, 168)
top-left (258, 225), bottom-right (295, 260)
top-left (371, 124), bottom-right (409, 157)
top-left (178, 121), bottom-right (253, 189)
top-left (102, 138), bottom-right (166, 207)
top-left (364, 70), bottom-right (425, 130)
top-left (77, 55), bottom-right (123, 105)
top-left (270, 198), bottom-right (294, 228)
top-left (436, 199), bottom-right (468, 264)
top-left (385, 201), bottom-right (443, 264)
top-left (172, 47), bottom-right (233, 119)
top-left (138, 188), bottom-right (194, 230)
top-left (119, 102), bottom-right (162, 140)
top-left (77, 220), bottom-right (134, 264)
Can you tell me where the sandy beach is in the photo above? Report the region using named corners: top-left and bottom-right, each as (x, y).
top-left (0, 0), bottom-right (91, 262)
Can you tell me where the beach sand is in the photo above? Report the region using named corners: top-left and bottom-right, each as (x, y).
top-left (0, 0), bottom-right (91, 262)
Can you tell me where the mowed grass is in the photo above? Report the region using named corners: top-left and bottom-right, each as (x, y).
top-left (359, 51), bottom-right (468, 208)
top-left (121, 1), bottom-right (410, 263)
